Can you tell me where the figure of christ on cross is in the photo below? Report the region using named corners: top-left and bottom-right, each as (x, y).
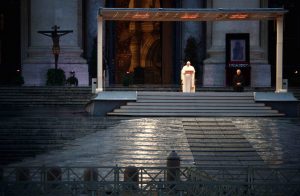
top-left (38, 25), bottom-right (73, 70)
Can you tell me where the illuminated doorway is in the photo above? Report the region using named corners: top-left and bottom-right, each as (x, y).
top-left (107, 0), bottom-right (176, 85)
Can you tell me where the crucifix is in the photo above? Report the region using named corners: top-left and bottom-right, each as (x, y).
top-left (38, 25), bottom-right (73, 70)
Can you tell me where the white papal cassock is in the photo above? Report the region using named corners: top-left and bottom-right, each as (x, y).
top-left (181, 64), bottom-right (195, 93)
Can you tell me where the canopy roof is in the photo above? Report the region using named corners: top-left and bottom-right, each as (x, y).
top-left (98, 7), bottom-right (287, 21)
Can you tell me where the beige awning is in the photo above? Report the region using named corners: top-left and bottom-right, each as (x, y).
top-left (99, 8), bottom-right (287, 21)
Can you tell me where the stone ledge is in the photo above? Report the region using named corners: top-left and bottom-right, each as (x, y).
top-left (254, 92), bottom-right (298, 101)
top-left (86, 91), bottom-right (137, 116)
top-left (93, 91), bottom-right (137, 101)
top-left (254, 92), bottom-right (299, 117)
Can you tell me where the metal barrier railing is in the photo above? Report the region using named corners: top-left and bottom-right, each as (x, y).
top-left (1, 166), bottom-right (300, 195)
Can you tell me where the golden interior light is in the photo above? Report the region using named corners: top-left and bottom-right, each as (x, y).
top-left (229, 13), bottom-right (248, 19)
top-left (180, 14), bottom-right (199, 19)
top-left (132, 13), bottom-right (150, 19)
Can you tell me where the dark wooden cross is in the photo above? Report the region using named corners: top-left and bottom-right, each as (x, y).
top-left (38, 25), bottom-right (73, 70)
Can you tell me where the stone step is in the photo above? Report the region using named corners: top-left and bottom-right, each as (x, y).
top-left (188, 143), bottom-right (253, 148)
top-left (0, 119), bottom-right (114, 125)
top-left (0, 132), bottom-right (90, 137)
top-left (0, 90), bottom-right (91, 93)
top-left (108, 112), bottom-right (284, 117)
top-left (0, 86), bottom-right (93, 106)
top-left (0, 121), bottom-right (116, 126)
top-left (0, 94), bottom-right (91, 97)
top-left (0, 86), bottom-right (91, 91)
top-left (138, 95), bottom-right (253, 100)
top-left (0, 126), bottom-right (105, 130)
top-left (0, 101), bottom-right (90, 105)
top-left (136, 99), bottom-right (256, 103)
top-left (0, 144), bottom-right (64, 150)
top-left (112, 108), bottom-right (280, 113)
top-left (108, 91), bottom-right (284, 117)
top-left (0, 139), bottom-right (75, 144)
top-left (0, 97), bottom-right (91, 101)
top-left (0, 95), bottom-right (90, 99)
top-left (0, 130), bottom-right (107, 135)
top-left (106, 85), bottom-right (275, 91)
top-left (0, 93), bottom-right (91, 97)
top-left (138, 91), bottom-right (253, 96)
top-left (137, 96), bottom-right (254, 101)
top-left (1, 151), bottom-right (41, 156)
top-left (120, 106), bottom-right (271, 110)
top-left (0, 102), bottom-right (89, 106)
top-left (0, 99), bottom-right (89, 102)
top-left (126, 102), bottom-right (266, 106)
top-left (0, 116), bottom-right (110, 120)
top-left (0, 96), bottom-right (91, 99)
top-left (0, 133), bottom-right (97, 138)
top-left (0, 126), bottom-right (103, 130)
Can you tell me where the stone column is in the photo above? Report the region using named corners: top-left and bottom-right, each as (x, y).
top-left (181, 0), bottom-right (205, 84)
top-left (86, 0), bottom-right (105, 61)
top-left (161, 1), bottom-right (175, 84)
top-left (203, 0), bottom-right (271, 87)
top-left (22, 0), bottom-right (88, 86)
top-left (161, 21), bottom-right (173, 84)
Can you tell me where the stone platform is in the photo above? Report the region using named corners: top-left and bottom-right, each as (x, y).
top-left (86, 91), bottom-right (300, 117)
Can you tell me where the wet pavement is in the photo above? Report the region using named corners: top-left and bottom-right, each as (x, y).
top-left (9, 118), bottom-right (194, 167)
top-left (233, 118), bottom-right (300, 167)
top-left (1, 106), bottom-right (300, 168)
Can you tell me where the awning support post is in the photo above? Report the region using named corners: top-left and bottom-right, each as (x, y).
top-left (96, 16), bottom-right (103, 93)
top-left (276, 16), bottom-right (284, 92)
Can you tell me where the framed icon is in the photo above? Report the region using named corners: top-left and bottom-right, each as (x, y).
top-left (226, 33), bottom-right (249, 65)
top-left (230, 39), bottom-right (246, 62)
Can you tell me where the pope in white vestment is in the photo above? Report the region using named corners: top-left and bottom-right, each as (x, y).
top-left (181, 61), bottom-right (195, 92)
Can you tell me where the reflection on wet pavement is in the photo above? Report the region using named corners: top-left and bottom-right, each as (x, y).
top-left (11, 118), bottom-right (194, 167)
top-left (233, 118), bottom-right (300, 167)
top-left (183, 118), bottom-right (265, 167)
top-left (3, 107), bottom-right (299, 168)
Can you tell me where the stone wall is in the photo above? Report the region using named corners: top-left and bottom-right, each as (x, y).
top-left (203, 0), bottom-right (271, 87)
top-left (21, 0), bottom-right (89, 86)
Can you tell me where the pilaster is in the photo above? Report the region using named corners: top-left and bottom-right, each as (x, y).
top-left (203, 0), bottom-right (271, 87)
top-left (181, 0), bottom-right (205, 84)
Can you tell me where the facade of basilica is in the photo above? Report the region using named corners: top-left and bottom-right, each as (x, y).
top-left (0, 0), bottom-right (299, 87)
